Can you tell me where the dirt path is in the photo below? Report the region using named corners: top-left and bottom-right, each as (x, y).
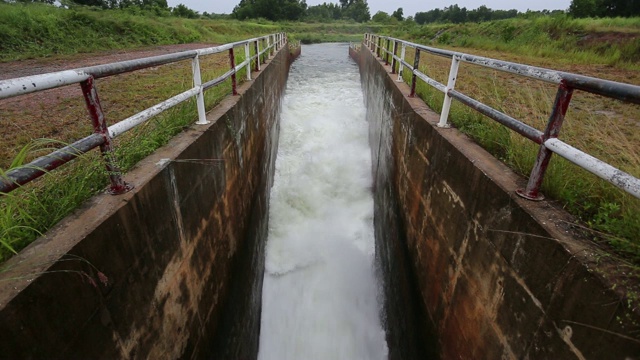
top-left (0, 43), bottom-right (216, 80)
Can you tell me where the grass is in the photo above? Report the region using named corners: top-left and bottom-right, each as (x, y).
top-left (385, 15), bottom-right (640, 70)
top-left (0, 3), bottom-right (392, 62)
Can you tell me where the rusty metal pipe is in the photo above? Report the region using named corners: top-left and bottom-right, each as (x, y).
top-left (0, 134), bottom-right (104, 194)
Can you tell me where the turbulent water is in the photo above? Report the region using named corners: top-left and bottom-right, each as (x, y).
top-left (257, 43), bottom-right (388, 360)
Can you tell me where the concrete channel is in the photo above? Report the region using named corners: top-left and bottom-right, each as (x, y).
top-left (0, 40), bottom-right (638, 359)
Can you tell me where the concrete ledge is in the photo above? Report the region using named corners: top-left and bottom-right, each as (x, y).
top-left (0, 44), bottom-right (292, 358)
top-left (354, 45), bottom-right (640, 359)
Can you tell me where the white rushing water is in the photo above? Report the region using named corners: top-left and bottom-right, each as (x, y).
top-left (257, 43), bottom-right (388, 360)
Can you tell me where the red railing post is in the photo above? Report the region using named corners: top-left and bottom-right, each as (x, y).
top-left (517, 81), bottom-right (574, 200)
top-left (229, 47), bottom-right (238, 96)
top-left (254, 40), bottom-right (261, 72)
top-left (391, 41), bottom-right (399, 74)
top-left (410, 48), bottom-right (421, 97)
top-left (385, 39), bottom-right (390, 65)
top-left (80, 77), bottom-right (132, 195)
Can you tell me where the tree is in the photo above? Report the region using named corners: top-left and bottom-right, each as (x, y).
top-left (341, 0), bottom-right (369, 22)
top-left (233, 0), bottom-right (307, 21)
top-left (568, 0), bottom-right (598, 17)
top-left (371, 10), bottom-right (390, 23)
top-left (391, 7), bottom-right (403, 21)
top-left (306, 2), bottom-right (341, 21)
top-left (172, 3), bottom-right (198, 18)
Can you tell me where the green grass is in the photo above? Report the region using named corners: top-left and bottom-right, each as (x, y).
top-left (0, 3), bottom-right (281, 61)
top-left (0, 3), bottom-right (393, 62)
top-left (383, 15), bottom-right (640, 69)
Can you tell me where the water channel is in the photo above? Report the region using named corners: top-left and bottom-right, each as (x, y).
top-left (257, 43), bottom-right (388, 360)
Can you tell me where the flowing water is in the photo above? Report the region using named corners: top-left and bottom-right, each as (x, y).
top-left (257, 43), bottom-right (388, 360)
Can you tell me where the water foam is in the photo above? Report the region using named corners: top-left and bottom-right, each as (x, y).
top-left (258, 43), bottom-right (388, 360)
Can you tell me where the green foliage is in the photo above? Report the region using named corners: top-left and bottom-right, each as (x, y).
top-left (391, 7), bottom-right (403, 22)
top-left (171, 3), bottom-right (198, 18)
top-left (385, 16), bottom-right (640, 68)
top-left (569, 0), bottom-right (640, 18)
top-left (306, 2), bottom-right (342, 21)
top-left (232, 0), bottom-right (308, 21)
top-left (415, 4), bottom-right (521, 25)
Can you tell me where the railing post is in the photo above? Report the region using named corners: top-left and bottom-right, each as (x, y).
top-left (191, 54), bottom-right (208, 125)
top-left (255, 40), bottom-right (261, 72)
top-left (266, 36), bottom-right (271, 59)
top-left (410, 48), bottom-right (420, 97)
top-left (370, 35), bottom-right (375, 52)
top-left (377, 37), bottom-right (382, 57)
top-left (229, 47), bottom-right (238, 96)
top-left (398, 43), bottom-right (406, 82)
top-left (244, 42), bottom-right (252, 81)
top-left (438, 54), bottom-right (461, 128)
top-left (80, 77), bottom-right (132, 195)
top-left (517, 82), bottom-right (574, 201)
top-left (385, 39), bottom-right (390, 66)
top-left (391, 40), bottom-right (398, 74)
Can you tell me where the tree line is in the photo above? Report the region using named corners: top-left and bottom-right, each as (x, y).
top-left (233, 0), bottom-right (371, 22)
top-left (6, 0), bottom-right (204, 18)
top-left (6, 0), bottom-right (639, 21)
top-left (568, 0), bottom-right (640, 18)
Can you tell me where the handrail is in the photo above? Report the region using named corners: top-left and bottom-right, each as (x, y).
top-left (0, 32), bottom-right (288, 195)
top-left (361, 33), bottom-right (640, 201)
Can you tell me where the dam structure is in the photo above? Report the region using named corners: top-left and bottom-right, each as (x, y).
top-left (0, 33), bottom-right (639, 359)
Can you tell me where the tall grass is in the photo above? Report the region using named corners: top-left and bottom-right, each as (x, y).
top-left (0, 3), bottom-right (393, 62)
top-left (0, 3), bottom-right (279, 61)
top-left (387, 15), bottom-right (640, 69)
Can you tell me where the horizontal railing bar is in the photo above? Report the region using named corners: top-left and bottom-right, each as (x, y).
top-left (400, 59), bottom-right (414, 71)
top-left (415, 71), bottom-right (447, 93)
top-left (0, 34), bottom-right (281, 101)
top-left (0, 70), bottom-right (91, 100)
top-left (545, 138), bottom-right (640, 199)
top-left (108, 87), bottom-right (199, 138)
top-left (375, 35), bottom-right (640, 104)
top-left (203, 69), bottom-right (235, 91)
top-left (448, 89), bottom-right (544, 143)
top-left (235, 59), bottom-right (251, 73)
top-left (0, 133), bottom-right (105, 193)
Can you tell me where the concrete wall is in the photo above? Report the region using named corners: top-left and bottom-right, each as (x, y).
top-left (0, 45), bottom-right (295, 359)
top-left (352, 46), bottom-right (640, 359)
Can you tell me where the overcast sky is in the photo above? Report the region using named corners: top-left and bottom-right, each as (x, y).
top-left (166, 0), bottom-right (572, 16)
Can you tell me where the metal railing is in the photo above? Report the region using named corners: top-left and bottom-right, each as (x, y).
top-left (0, 32), bottom-right (288, 195)
top-left (362, 33), bottom-right (640, 201)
